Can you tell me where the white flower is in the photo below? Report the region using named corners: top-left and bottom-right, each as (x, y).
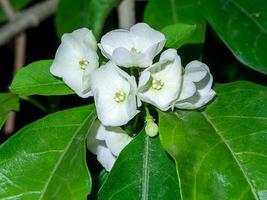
top-left (91, 61), bottom-right (139, 126)
top-left (99, 23), bottom-right (166, 68)
top-left (137, 49), bottom-right (182, 111)
top-left (50, 28), bottom-right (99, 98)
top-left (87, 120), bottom-right (132, 171)
top-left (175, 60), bottom-right (216, 109)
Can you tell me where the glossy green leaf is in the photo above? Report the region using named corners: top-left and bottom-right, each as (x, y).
top-left (200, 0), bottom-right (267, 74)
top-left (0, 0), bottom-right (32, 22)
top-left (144, 0), bottom-right (206, 43)
top-left (55, 0), bottom-right (121, 39)
top-left (0, 105), bottom-right (96, 199)
top-left (89, 0), bottom-right (121, 38)
top-left (98, 130), bottom-right (181, 200)
top-left (159, 81), bottom-right (267, 199)
top-left (0, 93), bottom-right (19, 130)
top-left (10, 60), bottom-right (74, 96)
top-left (161, 23), bottom-right (197, 48)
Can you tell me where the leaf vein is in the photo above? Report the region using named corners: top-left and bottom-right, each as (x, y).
top-left (202, 112), bottom-right (260, 200)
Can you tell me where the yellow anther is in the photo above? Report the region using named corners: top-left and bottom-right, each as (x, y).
top-left (130, 47), bottom-right (139, 53)
top-left (114, 91), bottom-right (126, 103)
top-left (79, 59), bottom-right (89, 70)
top-left (152, 79), bottom-right (164, 90)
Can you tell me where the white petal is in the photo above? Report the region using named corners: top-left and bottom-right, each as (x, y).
top-left (177, 77), bottom-right (197, 101)
top-left (104, 126), bottom-right (132, 156)
top-left (130, 23), bottom-right (166, 55)
top-left (63, 28), bottom-right (97, 51)
top-left (175, 60), bottom-right (215, 110)
top-left (144, 41), bottom-right (166, 62)
top-left (97, 145), bottom-right (117, 172)
top-left (99, 29), bottom-right (134, 58)
top-left (184, 60), bottom-right (209, 82)
top-left (87, 120), bottom-right (106, 154)
top-left (51, 28), bottom-right (99, 98)
top-left (50, 41), bottom-right (81, 77)
top-left (138, 49), bottom-right (182, 111)
top-left (112, 47), bottom-right (152, 68)
top-left (185, 60), bottom-right (213, 94)
top-left (175, 89), bottom-right (216, 109)
top-left (87, 120), bottom-right (122, 172)
top-left (99, 23), bottom-right (166, 68)
top-left (91, 62), bottom-right (138, 126)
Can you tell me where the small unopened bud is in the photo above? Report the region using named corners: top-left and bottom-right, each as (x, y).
top-left (145, 116), bottom-right (158, 137)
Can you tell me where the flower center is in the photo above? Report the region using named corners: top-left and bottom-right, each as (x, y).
top-left (130, 47), bottom-right (140, 53)
top-left (79, 59), bottom-right (89, 70)
top-left (152, 78), bottom-right (164, 90)
top-left (114, 91), bottom-right (127, 103)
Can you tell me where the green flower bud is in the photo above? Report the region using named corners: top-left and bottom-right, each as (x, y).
top-left (145, 116), bottom-right (159, 137)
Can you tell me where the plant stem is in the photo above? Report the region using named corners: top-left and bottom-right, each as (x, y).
top-left (144, 105), bottom-right (150, 117)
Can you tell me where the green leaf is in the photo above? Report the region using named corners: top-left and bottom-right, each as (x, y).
top-left (200, 0), bottom-right (267, 74)
top-left (0, 0), bottom-right (32, 22)
top-left (0, 105), bottom-right (96, 199)
top-left (89, 0), bottom-right (121, 38)
top-left (161, 23), bottom-right (197, 48)
top-left (10, 60), bottom-right (74, 96)
top-left (144, 0), bottom-right (206, 43)
top-left (55, 0), bottom-right (121, 39)
top-left (159, 81), bottom-right (267, 199)
top-left (98, 130), bottom-right (181, 200)
top-left (0, 93), bottom-right (19, 130)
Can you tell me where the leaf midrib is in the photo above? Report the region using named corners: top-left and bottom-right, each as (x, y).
top-left (201, 112), bottom-right (259, 200)
top-left (38, 110), bottom-right (95, 199)
top-left (227, 0), bottom-right (267, 35)
top-left (141, 135), bottom-right (150, 200)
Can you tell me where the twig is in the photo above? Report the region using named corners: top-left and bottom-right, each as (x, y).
top-left (0, 0), bottom-right (58, 46)
top-left (1, 0), bottom-right (27, 134)
top-left (117, 0), bottom-right (136, 29)
top-left (0, 0), bottom-right (15, 19)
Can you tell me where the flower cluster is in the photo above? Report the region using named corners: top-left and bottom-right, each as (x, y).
top-left (51, 23), bottom-right (215, 171)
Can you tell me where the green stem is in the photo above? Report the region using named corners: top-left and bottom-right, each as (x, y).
top-left (144, 104), bottom-right (153, 122)
top-left (144, 105), bottom-right (150, 116)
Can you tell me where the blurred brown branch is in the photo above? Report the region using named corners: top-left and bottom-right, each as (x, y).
top-left (118, 0), bottom-right (136, 29)
top-left (0, 0), bottom-right (59, 46)
top-left (0, 0), bottom-right (27, 134)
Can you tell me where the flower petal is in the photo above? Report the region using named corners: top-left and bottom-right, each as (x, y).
top-left (175, 60), bottom-right (216, 109)
top-left (184, 60), bottom-right (213, 94)
top-left (138, 49), bottom-right (182, 111)
top-left (51, 28), bottom-right (99, 98)
top-left (130, 23), bottom-right (166, 56)
top-left (99, 29), bottom-right (134, 58)
top-left (112, 47), bottom-right (152, 68)
top-left (104, 126), bottom-right (132, 156)
top-left (97, 145), bottom-right (116, 172)
top-left (86, 120), bottom-right (106, 154)
top-left (63, 27), bottom-right (98, 51)
top-left (176, 77), bottom-right (197, 101)
top-left (91, 62), bottom-right (138, 126)
top-left (99, 23), bottom-right (165, 68)
top-left (184, 60), bottom-right (209, 82)
top-left (175, 89), bottom-right (216, 109)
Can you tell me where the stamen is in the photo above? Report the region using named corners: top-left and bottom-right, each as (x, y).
top-left (130, 47), bottom-right (139, 53)
top-left (152, 78), bottom-right (164, 90)
top-left (79, 59), bottom-right (89, 70)
top-left (114, 91), bottom-right (126, 103)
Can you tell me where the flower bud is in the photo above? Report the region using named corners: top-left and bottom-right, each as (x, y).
top-left (145, 116), bottom-right (159, 137)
